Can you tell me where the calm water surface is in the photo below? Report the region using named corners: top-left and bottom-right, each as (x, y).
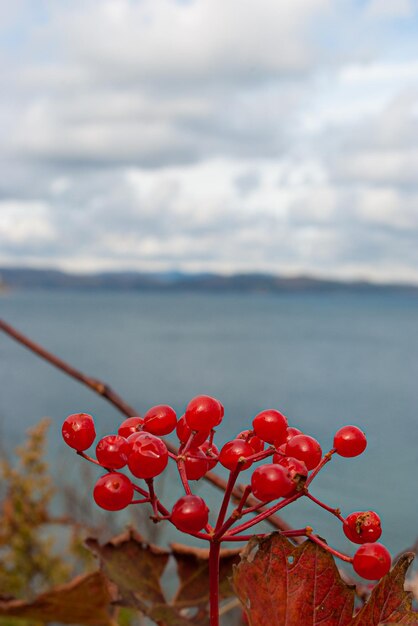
top-left (1, 289), bottom-right (417, 558)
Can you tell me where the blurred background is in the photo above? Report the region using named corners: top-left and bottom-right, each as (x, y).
top-left (1, 0), bottom-right (418, 613)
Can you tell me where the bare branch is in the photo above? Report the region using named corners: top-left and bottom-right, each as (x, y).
top-left (0, 317), bottom-right (297, 536)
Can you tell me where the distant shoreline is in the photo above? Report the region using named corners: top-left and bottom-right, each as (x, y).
top-left (1, 267), bottom-right (417, 295)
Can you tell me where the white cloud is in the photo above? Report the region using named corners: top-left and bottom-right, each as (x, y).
top-left (0, 0), bottom-right (418, 282)
top-left (51, 0), bottom-right (329, 84)
top-left (0, 200), bottom-right (55, 244)
top-left (333, 149), bottom-right (418, 185)
top-left (365, 0), bottom-right (416, 19)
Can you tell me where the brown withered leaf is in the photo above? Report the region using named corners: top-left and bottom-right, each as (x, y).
top-left (233, 534), bottom-right (418, 626)
top-left (233, 533), bottom-right (355, 626)
top-left (150, 603), bottom-right (206, 626)
top-left (86, 528), bottom-right (169, 611)
top-left (352, 553), bottom-right (418, 626)
top-left (0, 571), bottom-right (114, 626)
top-left (85, 530), bottom-right (200, 625)
top-left (171, 543), bottom-right (242, 608)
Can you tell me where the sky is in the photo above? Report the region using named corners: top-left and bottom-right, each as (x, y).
top-left (1, 0), bottom-right (418, 282)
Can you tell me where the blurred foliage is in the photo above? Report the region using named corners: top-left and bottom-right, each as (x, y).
top-left (0, 420), bottom-right (145, 626)
top-left (0, 419), bottom-right (93, 599)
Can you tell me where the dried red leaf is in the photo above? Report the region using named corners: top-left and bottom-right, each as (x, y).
top-left (351, 553), bottom-right (418, 625)
top-left (171, 542), bottom-right (241, 607)
top-left (86, 528), bottom-right (169, 610)
top-left (233, 533), bottom-right (418, 626)
top-left (233, 533), bottom-right (355, 626)
top-left (150, 603), bottom-right (206, 625)
top-left (86, 530), bottom-right (199, 625)
top-left (0, 571), bottom-right (113, 626)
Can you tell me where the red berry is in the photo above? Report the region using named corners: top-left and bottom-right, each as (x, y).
top-left (126, 431), bottom-right (145, 453)
top-left (334, 425), bottom-right (367, 457)
top-left (216, 400), bottom-right (225, 424)
top-left (185, 395), bottom-right (223, 431)
top-left (62, 413), bottom-right (96, 451)
top-left (251, 464), bottom-right (294, 501)
top-left (353, 543), bottom-right (391, 580)
top-left (183, 448), bottom-right (209, 480)
top-left (219, 439), bottom-right (254, 471)
top-left (285, 427), bottom-right (303, 442)
top-left (171, 495), bottom-right (209, 532)
top-left (236, 430), bottom-right (264, 453)
top-left (200, 441), bottom-right (219, 470)
top-left (143, 405), bottom-right (177, 436)
top-left (93, 472), bottom-right (133, 510)
top-left (273, 426), bottom-right (303, 449)
top-left (96, 435), bottom-right (129, 469)
top-left (344, 511), bottom-right (382, 544)
top-left (128, 433), bottom-right (168, 479)
top-left (118, 417), bottom-right (143, 438)
top-left (285, 434), bottom-right (322, 470)
top-left (275, 456), bottom-right (308, 493)
top-left (252, 409), bottom-right (288, 444)
top-left (273, 443), bottom-right (286, 459)
top-left (176, 415), bottom-right (210, 446)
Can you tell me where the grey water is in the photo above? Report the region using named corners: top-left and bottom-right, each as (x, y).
top-left (1, 289), bottom-right (418, 562)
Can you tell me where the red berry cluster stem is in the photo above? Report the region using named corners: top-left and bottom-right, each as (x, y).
top-left (62, 400), bottom-right (391, 626)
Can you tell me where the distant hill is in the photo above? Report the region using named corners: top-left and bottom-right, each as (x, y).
top-left (1, 267), bottom-right (417, 294)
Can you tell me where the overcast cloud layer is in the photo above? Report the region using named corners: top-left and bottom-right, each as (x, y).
top-left (1, 0), bottom-right (418, 281)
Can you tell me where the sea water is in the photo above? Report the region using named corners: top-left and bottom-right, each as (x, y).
top-left (1, 289), bottom-right (417, 559)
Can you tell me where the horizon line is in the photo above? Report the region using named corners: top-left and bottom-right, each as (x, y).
top-left (1, 264), bottom-right (418, 289)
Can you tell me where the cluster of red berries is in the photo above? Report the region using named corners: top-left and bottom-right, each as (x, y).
top-left (62, 395), bottom-right (391, 581)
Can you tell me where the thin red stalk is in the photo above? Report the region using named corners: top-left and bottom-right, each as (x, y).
top-left (273, 448), bottom-right (286, 458)
top-left (187, 453), bottom-right (219, 461)
top-left (305, 449), bottom-right (335, 487)
top-left (132, 483), bottom-right (150, 498)
top-left (242, 447), bottom-right (275, 464)
top-left (1, 318), bottom-right (295, 534)
top-left (146, 479), bottom-right (160, 518)
top-left (234, 499), bottom-right (270, 518)
top-left (132, 483), bottom-right (170, 517)
top-left (209, 541), bottom-right (221, 626)
top-left (221, 533), bottom-right (259, 542)
top-left (236, 485), bottom-right (252, 514)
top-left (280, 528), bottom-right (311, 537)
top-left (213, 528), bottom-right (309, 542)
top-left (214, 466), bottom-right (240, 537)
top-left (305, 491), bottom-right (345, 523)
top-left (221, 523), bottom-right (310, 545)
top-left (227, 491), bottom-right (304, 536)
top-left (77, 451), bottom-right (103, 466)
top-left (177, 459), bottom-right (192, 495)
top-left (308, 533), bottom-right (353, 563)
top-left (179, 432), bottom-right (195, 455)
top-left (183, 530), bottom-right (211, 541)
top-left (131, 498), bottom-right (151, 504)
top-left (213, 485), bottom-right (252, 539)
